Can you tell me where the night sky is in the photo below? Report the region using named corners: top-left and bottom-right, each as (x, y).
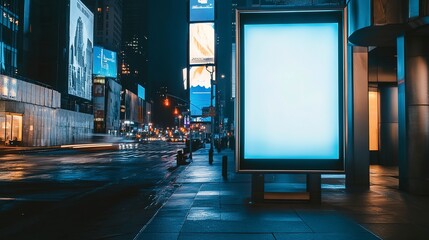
top-left (146, 0), bottom-right (189, 126)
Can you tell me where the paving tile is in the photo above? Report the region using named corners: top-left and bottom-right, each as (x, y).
top-left (163, 198), bottom-right (194, 209)
top-left (170, 193), bottom-right (197, 199)
top-left (156, 209), bottom-right (190, 218)
top-left (149, 217), bottom-right (186, 225)
top-left (187, 207), bottom-right (221, 220)
top-left (192, 199), bottom-right (221, 208)
top-left (296, 210), bottom-right (372, 234)
top-left (181, 220), bottom-right (311, 233)
top-left (143, 221), bottom-right (184, 233)
top-left (363, 223), bottom-right (429, 240)
top-left (135, 233), bottom-right (179, 240)
top-left (178, 233), bottom-right (276, 240)
top-left (275, 232), bottom-right (380, 240)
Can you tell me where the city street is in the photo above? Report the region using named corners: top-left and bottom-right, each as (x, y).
top-left (0, 141), bottom-right (186, 239)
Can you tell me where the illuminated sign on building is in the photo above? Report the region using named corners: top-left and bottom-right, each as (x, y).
top-left (237, 10), bottom-right (344, 172)
top-left (190, 66), bottom-right (215, 122)
top-left (138, 84), bottom-right (145, 100)
top-left (68, 0), bottom-right (94, 100)
top-left (93, 47), bottom-right (117, 78)
top-left (189, 23), bottom-right (215, 65)
top-left (190, 0), bottom-right (215, 22)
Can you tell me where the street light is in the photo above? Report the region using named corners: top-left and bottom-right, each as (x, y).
top-left (205, 64), bottom-right (215, 164)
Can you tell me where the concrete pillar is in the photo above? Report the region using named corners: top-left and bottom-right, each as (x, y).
top-left (379, 86), bottom-right (399, 166)
top-left (397, 35), bottom-right (429, 194)
top-left (346, 46), bottom-right (370, 190)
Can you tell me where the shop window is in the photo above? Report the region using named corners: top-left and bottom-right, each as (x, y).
top-left (0, 113), bottom-right (22, 145)
top-left (0, 115), bottom-right (5, 143)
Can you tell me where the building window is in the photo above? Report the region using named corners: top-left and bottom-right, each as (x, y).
top-left (0, 113), bottom-right (22, 144)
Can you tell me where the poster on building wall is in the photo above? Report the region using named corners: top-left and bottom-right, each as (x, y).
top-left (68, 0), bottom-right (94, 101)
top-left (237, 10), bottom-right (344, 172)
top-left (189, 23), bottom-right (215, 65)
top-left (190, 66), bottom-right (215, 122)
top-left (106, 79), bottom-right (121, 131)
top-left (93, 83), bottom-right (105, 122)
top-left (189, 0), bottom-right (215, 22)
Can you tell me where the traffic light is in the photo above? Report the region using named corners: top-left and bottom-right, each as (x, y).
top-left (164, 98), bottom-right (170, 107)
top-left (174, 107), bottom-right (179, 115)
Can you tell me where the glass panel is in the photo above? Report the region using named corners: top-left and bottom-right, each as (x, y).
top-left (0, 115), bottom-right (5, 142)
top-left (12, 115), bottom-right (22, 141)
top-left (5, 114), bottom-right (11, 141)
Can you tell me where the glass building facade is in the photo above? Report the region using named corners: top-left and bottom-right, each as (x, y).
top-left (0, 0), bottom-right (19, 76)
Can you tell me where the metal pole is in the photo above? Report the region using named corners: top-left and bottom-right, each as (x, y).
top-left (207, 65), bottom-right (214, 164)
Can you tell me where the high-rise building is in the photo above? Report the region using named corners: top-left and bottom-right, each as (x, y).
top-left (121, 1), bottom-right (148, 93)
top-left (0, 0), bottom-right (20, 76)
top-left (82, 0), bottom-right (123, 134)
top-left (83, 0), bottom-right (122, 52)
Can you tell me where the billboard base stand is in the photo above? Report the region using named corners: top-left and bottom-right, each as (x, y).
top-left (251, 173), bottom-right (321, 204)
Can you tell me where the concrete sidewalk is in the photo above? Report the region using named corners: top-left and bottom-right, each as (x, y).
top-left (133, 148), bottom-right (382, 240)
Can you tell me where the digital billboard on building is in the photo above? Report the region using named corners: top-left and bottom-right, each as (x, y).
top-left (93, 47), bottom-right (117, 78)
top-left (189, 0), bottom-right (215, 22)
top-left (189, 23), bottom-right (215, 65)
top-left (237, 10), bottom-right (344, 172)
top-left (190, 66), bottom-right (214, 122)
top-left (68, 0), bottom-right (94, 101)
top-left (138, 84), bottom-right (145, 100)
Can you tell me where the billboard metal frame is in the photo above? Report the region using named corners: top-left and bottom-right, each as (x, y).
top-left (236, 9), bottom-right (346, 173)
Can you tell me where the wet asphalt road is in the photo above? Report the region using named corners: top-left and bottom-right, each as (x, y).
top-left (0, 141), bottom-right (186, 239)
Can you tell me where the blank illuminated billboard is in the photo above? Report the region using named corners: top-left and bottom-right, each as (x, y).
top-left (237, 10), bottom-right (344, 172)
top-left (189, 23), bottom-right (215, 65)
top-left (68, 0), bottom-right (94, 100)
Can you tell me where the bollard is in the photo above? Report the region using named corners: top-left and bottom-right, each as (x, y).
top-left (222, 155), bottom-right (227, 179)
top-left (209, 148), bottom-right (213, 164)
top-left (177, 150), bottom-right (183, 165)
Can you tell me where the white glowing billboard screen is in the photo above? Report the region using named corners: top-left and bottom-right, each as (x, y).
top-left (237, 11), bottom-right (344, 172)
top-left (68, 0), bottom-right (94, 100)
top-left (189, 23), bottom-right (215, 65)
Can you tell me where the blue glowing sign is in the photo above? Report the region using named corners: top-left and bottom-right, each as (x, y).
top-left (138, 84), bottom-right (145, 100)
top-left (190, 66), bottom-right (215, 122)
top-left (237, 10), bottom-right (344, 172)
top-left (189, 0), bottom-right (215, 22)
top-left (93, 47), bottom-right (117, 78)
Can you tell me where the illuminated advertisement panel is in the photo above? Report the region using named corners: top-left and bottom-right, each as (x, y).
top-left (190, 66), bottom-right (215, 121)
top-left (93, 83), bottom-right (105, 123)
top-left (237, 10), bottom-right (344, 172)
top-left (68, 0), bottom-right (94, 100)
top-left (189, 23), bottom-right (215, 65)
top-left (93, 47), bottom-right (117, 78)
top-left (138, 84), bottom-right (145, 100)
top-left (190, 0), bottom-right (215, 22)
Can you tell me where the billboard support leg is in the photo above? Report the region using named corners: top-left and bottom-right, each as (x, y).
top-left (251, 174), bottom-right (264, 204)
top-left (307, 173), bottom-right (321, 204)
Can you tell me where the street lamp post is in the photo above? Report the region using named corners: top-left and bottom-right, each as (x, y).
top-left (206, 65), bottom-right (215, 164)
